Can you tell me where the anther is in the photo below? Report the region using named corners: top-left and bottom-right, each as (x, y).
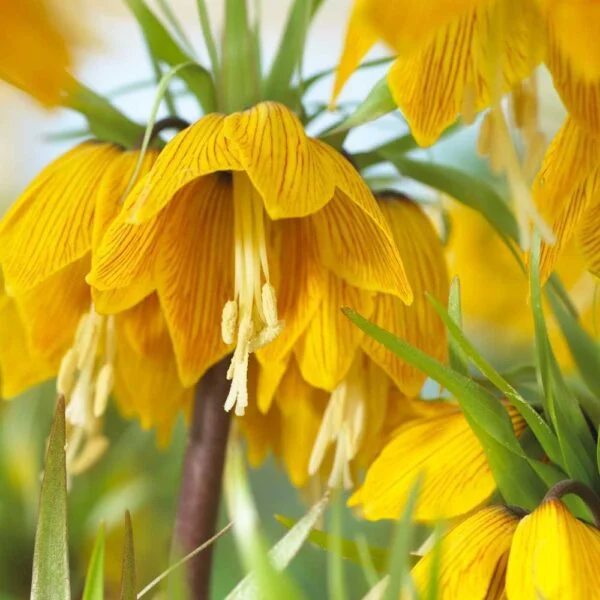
top-left (57, 348), bottom-right (79, 397)
top-left (221, 300), bottom-right (238, 345)
top-left (94, 363), bottom-right (114, 417)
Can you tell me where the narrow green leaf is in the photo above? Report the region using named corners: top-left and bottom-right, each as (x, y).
top-left (382, 477), bottom-right (421, 600)
top-left (31, 397), bottom-right (70, 600)
top-left (43, 128), bottom-right (92, 143)
top-left (221, 0), bottom-right (260, 113)
top-left (546, 278), bottom-right (600, 423)
top-left (82, 524), bottom-right (105, 600)
top-left (196, 0), bottom-right (220, 78)
top-left (328, 493), bottom-right (347, 600)
top-left (63, 80), bottom-right (145, 148)
top-left (382, 155), bottom-right (519, 243)
top-left (328, 77), bottom-right (396, 133)
top-left (447, 277), bottom-right (469, 376)
top-left (426, 294), bottom-right (563, 467)
top-left (343, 308), bottom-right (546, 509)
top-left (124, 0), bottom-right (216, 112)
top-left (530, 235), bottom-right (598, 487)
top-left (155, 0), bottom-right (196, 56)
top-left (119, 512), bottom-right (136, 600)
top-left (264, 0), bottom-right (313, 105)
top-left (275, 515), bottom-right (388, 573)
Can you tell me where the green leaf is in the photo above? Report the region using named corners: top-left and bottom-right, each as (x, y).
top-left (382, 155), bottom-right (519, 243)
top-left (447, 277), bottom-right (469, 377)
top-left (221, 0), bottom-right (260, 113)
top-left (264, 0), bottom-right (314, 106)
top-left (119, 512), bottom-right (136, 600)
top-left (124, 0), bottom-right (216, 112)
top-left (82, 524), bottom-right (105, 600)
top-left (529, 235), bottom-right (598, 487)
top-left (31, 397), bottom-right (70, 600)
top-left (328, 77), bottom-right (396, 133)
top-left (274, 516), bottom-right (388, 573)
top-left (328, 493), bottom-right (346, 600)
top-left (63, 81), bottom-right (145, 148)
top-left (343, 308), bottom-right (546, 509)
top-left (546, 277), bottom-right (600, 424)
top-left (382, 476), bottom-right (421, 600)
top-left (426, 294), bottom-right (563, 468)
top-left (196, 0), bottom-right (220, 79)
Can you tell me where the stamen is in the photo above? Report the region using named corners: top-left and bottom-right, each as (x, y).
top-left (57, 348), bottom-right (78, 397)
top-left (309, 361), bottom-right (366, 489)
top-left (220, 173), bottom-right (284, 415)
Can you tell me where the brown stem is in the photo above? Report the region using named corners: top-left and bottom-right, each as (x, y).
top-left (174, 358), bottom-right (232, 600)
top-left (544, 479), bottom-right (600, 528)
top-left (137, 116), bottom-right (190, 147)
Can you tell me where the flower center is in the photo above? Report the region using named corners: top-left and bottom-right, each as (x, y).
top-left (221, 173), bottom-right (284, 416)
top-left (57, 305), bottom-right (114, 476)
top-left (309, 361), bottom-right (366, 489)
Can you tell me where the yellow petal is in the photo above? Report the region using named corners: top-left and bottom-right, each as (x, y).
top-left (349, 401), bottom-right (525, 522)
top-left (91, 149), bottom-right (160, 313)
top-left (0, 142), bottom-right (121, 292)
top-left (155, 176), bottom-right (233, 387)
top-left (256, 218), bottom-right (325, 365)
top-left (532, 117), bottom-right (599, 280)
top-left (330, 0), bottom-right (378, 106)
top-left (113, 306), bottom-right (192, 444)
top-left (276, 358), bottom-right (329, 487)
top-left (362, 196), bottom-right (449, 396)
top-left (127, 114), bottom-right (241, 223)
top-left (387, 1), bottom-right (543, 147)
top-left (0, 0), bottom-right (70, 106)
top-left (310, 184), bottom-right (411, 304)
top-left (411, 506), bottom-right (519, 599)
top-left (295, 273), bottom-right (375, 391)
top-left (256, 354), bottom-right (289, 414)
top-left (0, 290), bottom-right (55, 398)
top-left (223, 102), bottom-right (338, 219)
top-left (15, 256), bottom-right (90, 363)
top-left (506, 498), bottom-right (600, 600)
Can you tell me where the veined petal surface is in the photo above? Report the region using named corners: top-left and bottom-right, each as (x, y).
top-left (0, 142), bottom-right (120, 292)
top-left (506, 498), bottom-right (600, 600)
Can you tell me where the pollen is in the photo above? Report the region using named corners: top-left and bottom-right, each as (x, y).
top-left (309, 360), bottom-right (366, 489)
top-left (221, 173), bottom-right (284, 416)
top-left (58, 306), bottom-right (116, 476)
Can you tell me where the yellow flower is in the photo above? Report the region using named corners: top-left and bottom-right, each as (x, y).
top-left (88, 102), bottom-right (412, 416)
top-left (447, 201), bottom-right (600, 366)
top-left (0, 143), bottom-right (192, 450)
top-left (0, 0), bottom-right (71, 106)
top-left (412, 491), bottom-right (600, 599)
top-left (242, 193), bottom-right (449, 489)
top-left (334, 0), bottom-right (600, 147)
top-left (349, 400), bottom-right (526, 522)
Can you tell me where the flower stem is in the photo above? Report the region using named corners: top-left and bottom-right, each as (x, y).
top-left (174, 357), bottom-right (231, 600)
top-left (544, 479), bottom-right (600, 528)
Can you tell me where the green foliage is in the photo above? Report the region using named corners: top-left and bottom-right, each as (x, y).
top-left (119, 513), bottom-right (137, 600)
top-left (30, 398), bottom-right (70, 600)
top-left (82, 526), bottom-right (105, 600)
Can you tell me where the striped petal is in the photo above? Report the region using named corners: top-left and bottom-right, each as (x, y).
top-left (532, 117), bottom-right (599, 280)
top-left (223, 102), bottom-right (337, 219)
top-left (411, 506), bottom-right (519, 599)
top-left (256, 354), bottom-right (289, 414)
top-left (114, 305), bottom-right (193, 447)
top-left (349, 402), bottom-right (526, 522)
top-left (295, 273), bottom-right (375, 391)
top-left (0, 290), bottom-right (55, 398)
top-left (128, 113), bottom-right (241, 223)
top-left (0, 0), bottom-right (70, 106)
top-left (155, 176), bottom-right (233, 387)
top-left (15, 256), bottom-right (90, 363)
top-left (387, 1), bottom-right (542, 147)
top-left (0, 142), bottom-right (121, 292)
top-left (506, 498), bottom-right (600, 600)
top-left (256, 218), bottom-right (325, 365)
top-left (362, 196), bottom-right (448, 396)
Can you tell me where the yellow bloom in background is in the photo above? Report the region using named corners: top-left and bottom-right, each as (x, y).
top-left (349, 401), bottom-right (526, 522)
top-left (412, 494), bottom-right (600, 599)
top-left (0, 0), bottom-right (71, 106)
top-left (89, 102), bottom-right (412, 417)
top-left (447, 201), bottom-right (600, 366)
top-left (242, 193), bottom-right (449, 489)
top-left (0, 144), bottom-right (192, 457)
